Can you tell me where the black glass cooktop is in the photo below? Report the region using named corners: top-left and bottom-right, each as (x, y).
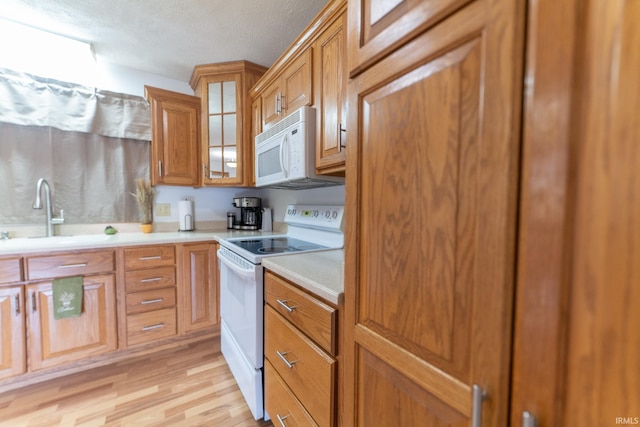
top-left (230, 237), bottom-right (328, 255)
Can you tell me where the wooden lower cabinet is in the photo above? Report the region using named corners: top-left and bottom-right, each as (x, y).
top-left (26, 275), bottom-right (117, 371)
top-left (0, 286), bottom-right (26, 380)
top-left (264, 271), bottom-right (339, 427)
top-left (265, 359), bottom-right (318, 427)
top-left (121, 245), bottom-right (178, 347)
top-left (180, 242), bottom-right (218, 333)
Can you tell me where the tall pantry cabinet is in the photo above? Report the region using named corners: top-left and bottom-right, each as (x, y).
top-left (343, 0), bottom-right (640, 426)
top-left (343, 0), bottom-right (524, 426)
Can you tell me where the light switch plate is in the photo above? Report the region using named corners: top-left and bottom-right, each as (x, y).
top-left (155, 203), bottom-right (171, 216)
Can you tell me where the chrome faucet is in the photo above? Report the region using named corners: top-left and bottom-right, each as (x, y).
top-left (32, 178), bottom-right (64, 237)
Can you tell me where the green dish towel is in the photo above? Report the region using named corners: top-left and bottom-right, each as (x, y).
top-left (52, 276), bottom-right (83, 319)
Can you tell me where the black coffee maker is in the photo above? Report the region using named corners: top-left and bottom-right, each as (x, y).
top-left (231, 197), bottom-right (262, 230)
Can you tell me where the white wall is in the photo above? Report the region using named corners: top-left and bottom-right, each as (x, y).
top-left (154, 185), bottom-right (346, 224)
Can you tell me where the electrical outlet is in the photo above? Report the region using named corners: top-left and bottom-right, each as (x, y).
top-left (156, 203), bottom-right (171, 217)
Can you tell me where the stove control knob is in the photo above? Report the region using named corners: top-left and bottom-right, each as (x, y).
top-left (332, 210), bottom-right (338, 219)
top-left (313, 210), bottom-right (319, 217)
top-left (324, 210), bottom-right (331, 218)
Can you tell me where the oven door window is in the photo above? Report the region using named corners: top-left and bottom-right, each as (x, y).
top-left (218, 248), bottom-right (264, 369)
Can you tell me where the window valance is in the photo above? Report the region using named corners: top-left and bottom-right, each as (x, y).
top-left (0, 67), bottom-right (151, 141)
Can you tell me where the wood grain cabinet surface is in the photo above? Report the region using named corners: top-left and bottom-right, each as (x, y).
top-left (190, 61), bottom-right (267, 187)
top-left (145, 85), bottom-right (201, 187)
top-left (0, 285), bottom-right (26, 380)
top-left (179, 242), bottom-right (218, 334)
top-left (120, 245), bottom-right (178, 348)
top-left (261, 49), bottom-right (313, 130)
top-left (264, 271), bottom-right (340, 427)
top-left (26, 275), bottom-right (117, 371)
top-left (0, 257), bottom-right (25, 380)
top-left (314, 7), bottom-right (348, 175)
top-left (343, 0), bottom-right (525, 425)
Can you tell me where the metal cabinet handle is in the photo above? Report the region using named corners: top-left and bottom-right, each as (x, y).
top-left (522, 411), bottom-right (537, 427)
top-left (280, 93), bottom-right (286, 112)
top-left (276, 350), bottom-right (296, 369)
top-left (339, 123), bottom-right (347, 149)
top-left (472, 384), bottom-right (488, 427)
top-left (15, 294), bottom-right (20, 315)
top-left (58, 263), bottom-right (87, 269)
top-left (202, 163), bottom-right (207, 179)
top-left (276, 299), bottom-right (296, 313)
top-left (140, 277), bottom-right (162, 283)
top-left (31, 292), bottom-right (37, 312)
top-left (142, 323), bottom-right (165, 331)
top-left (158, 160), bottom-right (163, 177)
top-left (141, 298), bottom-right (163, 305)
top-left (139, 256), bottom-right (162, 261)
top-left (276, 414), bottom-right (289, 426)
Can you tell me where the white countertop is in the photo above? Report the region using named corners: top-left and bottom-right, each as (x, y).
top-left (262, 249), bottom-right (344, 305)
top-left (0, 229), bottom-right (278, 256)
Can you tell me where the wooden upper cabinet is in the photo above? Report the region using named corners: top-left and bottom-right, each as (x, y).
top-left (343, 0), bottom-right (524, 425)
top-left (314, 8), bottom-right (348, 175)
top-left (190, 61), bottom-right (267, 187)
top-left (145, 86), bottom-right (201, 187)
top-left (347, 0), bottom-right (473, 75)
top-left (261, 49), bottom-right (313, 130)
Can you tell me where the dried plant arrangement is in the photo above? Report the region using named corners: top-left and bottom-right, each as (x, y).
top-left (130, 179), bottom-right (155, 224)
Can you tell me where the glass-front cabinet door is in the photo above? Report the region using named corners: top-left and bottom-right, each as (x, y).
top-left (190, 61), bottom-right (267, 187)
top-left (206, 76), bottom-right (239, 181)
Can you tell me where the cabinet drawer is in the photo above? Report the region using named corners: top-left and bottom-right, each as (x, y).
top-left (26, 250), bottom-right (115, 280)
top-left (125, 267), bottom-right (176, 292)
top-left (123, 246), bottom-right (175, 270)
top-left (0, 258), bottom-right (23, 284)
top-left (126, 287), bottom-right (176, 315)
top-left (265, 305), bottom-right (335, 427)
top-left (126, 307), bottom-right (177, 346)
top-left (265, 271), bottom-right (337, 355)
top-left (265, 359), bottom-right (318, 427)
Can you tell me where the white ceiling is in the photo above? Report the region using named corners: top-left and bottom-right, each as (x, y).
top-left (0, 0), bottom-right (328, 82)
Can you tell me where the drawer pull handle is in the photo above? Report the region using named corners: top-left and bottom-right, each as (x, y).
top-left (141, 298), bottom-right (163, 305)
top-left (142, 323), bottom-right (165, 331)
top-left (276, 299), bottom-right (296, 313)
top-left (276, 350), bottom-right (296, 369)
top-left (140, 277), bottom-right (162, 283)
top-left (139, 256), bottom-right (162, 261)
top-left (276, 414), bottom-right (289, 426)
top-left (58, 263), bottom-right (87, 269)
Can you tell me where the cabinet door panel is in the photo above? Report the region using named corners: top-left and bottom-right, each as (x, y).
top-left (146, 86), bottom-right (201, 187)
top-left (27, 275), bottom-right (117, 371)
top-left (348, 0), bottom-right (472, 74)
top-left (344, 1), bottom-right (524, 425)
top-left (283, 49), bottom-right (313, 114)
top-left (0, 286), bottom-right (26, 379)
top-left (316, 11), bottom-right (347, 174)
top-left (181, 243), bottom-right (217, 333)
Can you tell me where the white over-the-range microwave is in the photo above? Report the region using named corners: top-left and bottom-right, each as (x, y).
top-left (254, 106), bottom-right (344, 189)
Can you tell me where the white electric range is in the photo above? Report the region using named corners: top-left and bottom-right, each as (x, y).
top-left (216, 204), bottom-right (344, 420)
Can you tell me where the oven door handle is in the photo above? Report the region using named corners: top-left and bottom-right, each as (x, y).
top-left (217, 249), bottom-right (256, 278)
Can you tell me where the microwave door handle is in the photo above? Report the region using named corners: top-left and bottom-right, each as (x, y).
top-left (279, 133), bottom-right (289, 178)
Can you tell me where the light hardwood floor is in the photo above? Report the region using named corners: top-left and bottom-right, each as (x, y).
top-left (0, 338), bottom-right (273, 427)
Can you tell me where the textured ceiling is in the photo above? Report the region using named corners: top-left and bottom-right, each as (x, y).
top-left (0, 0), bottom-right (328, 82)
